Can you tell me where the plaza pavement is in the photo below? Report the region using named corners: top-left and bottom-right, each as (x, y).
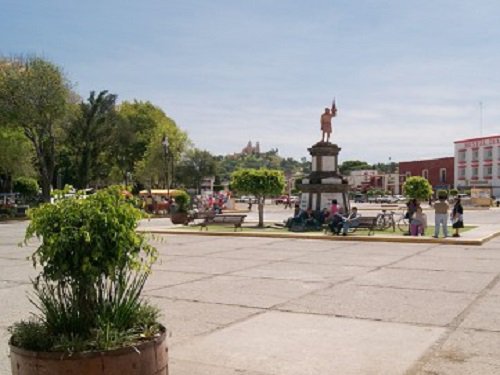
top-left (1, 206), bottom-right (500, 374)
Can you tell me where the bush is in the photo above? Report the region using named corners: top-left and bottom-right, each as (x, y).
top-left (13, 177), bottom-right (39, 202)
top-left (437, 189), bottom-right (448, 199)
top-left (10, 186), bottom-right (160, 352)
top-left (174, 190), bottom-right (190, 212)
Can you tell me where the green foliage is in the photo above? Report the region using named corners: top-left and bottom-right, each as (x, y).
top-left (176, 148), bottom-right (217, 192)
top-left (231, 168), bottom-right (285, 198)
top-left (0, 57), bottom-right (72, 201)
top-left (449, 188), bottom-right (459, 197)
top-left (62, 90), bottom-right (118, 188)
top-left (437, 189), bottom-right (448, 199)
top-left (13, 177), bottom-right (39, 201)
top-left (339, 160), bottom-right (372, 175)
top-left (8, 321), bottom-right (53, 351)
top-left (403, 176), bottom-right (433, 200)
top-left (173, 190), bottom-right (190, 213)
top-left (10, 186), bottom-right (160, 352)
top-left (0, 127), bottom-right (35, 190)
top-left (231, 169), bottom-right (285, 227)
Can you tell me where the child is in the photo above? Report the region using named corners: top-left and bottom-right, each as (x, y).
top-left (410, 206), bottom-right (427, 236)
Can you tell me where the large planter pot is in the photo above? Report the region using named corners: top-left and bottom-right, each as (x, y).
top-left (10, 327), bottom-right (168, 375)
top-left (170, 212), bottom-right (188, 225)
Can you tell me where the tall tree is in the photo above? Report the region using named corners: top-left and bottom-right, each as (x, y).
top-left (231, 168), bottom-right (285, 227)
top-left (176, 148), bottom-right (217, 193)
top-left (64, 90), bottom-right (117, 188)
top-left (0, 127), bottom-right (35, 192)
top-left (0, 57), bottom-right (71, 201)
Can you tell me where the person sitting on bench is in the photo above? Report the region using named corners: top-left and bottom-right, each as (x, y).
top-left (337, 207), bottom-right (360, 236)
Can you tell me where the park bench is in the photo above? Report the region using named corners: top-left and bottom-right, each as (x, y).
top-left (324, 216), bottom-right (378, 236)
top-left (199, 213), bottom-right (247, 231)
top-left (352, 216), bottom-right (377, 235)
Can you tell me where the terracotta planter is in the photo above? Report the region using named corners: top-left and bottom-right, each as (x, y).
top-left (170, 212), bottom-right (188, 225)
top-left (10, 327), bottom-right (168, 375)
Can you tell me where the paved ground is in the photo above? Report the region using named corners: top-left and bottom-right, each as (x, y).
top-left (1, 205), bottom-right (500, 374)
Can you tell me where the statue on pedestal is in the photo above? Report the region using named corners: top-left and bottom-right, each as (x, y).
top-left (320, 99), bottom-right (337, 143)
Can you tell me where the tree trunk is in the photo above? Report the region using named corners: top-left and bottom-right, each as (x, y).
top-left (258, 196), bottom-right (264, 228)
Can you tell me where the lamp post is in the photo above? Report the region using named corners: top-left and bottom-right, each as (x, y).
top-left (162, 135), bottom-right (169, 196)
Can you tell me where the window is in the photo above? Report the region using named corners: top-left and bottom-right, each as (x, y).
top-left (472, 166), bottom-right (479, 178)
top-left (484, 148), bottom-right (493, 160)
top-left (484, 165), bottom-right (493, 177)
top-left (472, 149), bottom-right (479, 161)
top-left (439, 168), bottom-right (447, 183)
top-left (458, 150), bottom-right (466, 162)
top-left (458, 167), bottom-right (466, 179)
top-left (405, 171), bottom-right (411, 177)
top-left (422, 169), bottom-right (429, 179)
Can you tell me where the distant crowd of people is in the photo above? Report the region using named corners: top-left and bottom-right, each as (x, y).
top-left (285, 199), bottom-right (360, 235)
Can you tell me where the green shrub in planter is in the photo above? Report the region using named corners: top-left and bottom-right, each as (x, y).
top-left (173, 190), bottom-right (190, 213)
top-left (9, 186), bottom-right (160, 352)
top-left (437, 189), bottom-right (448, 200)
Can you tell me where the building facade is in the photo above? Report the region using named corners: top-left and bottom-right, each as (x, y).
top-left (399, 157), bottom-right (454, 193)
top-left (346, 170), bottom-right (401, 194)
top-left (454, 135), bottom-right (500, 197)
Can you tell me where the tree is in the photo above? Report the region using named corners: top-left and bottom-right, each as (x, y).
top-left (403, 176), bottom-right (433, 201)
top-left (0, 57), bottom-right (71, 201)
top-left (63, 90), bottom-right (118, 188)
top-left (0, 127), bottom-right (35, 192)
top-left (132, 103), bottom-right (188, 188)
top-left (13, 177), bottom-right (39, 202)
top-left (339, 160), bottom-right (372, 175)
top-left (231, 169), bottom-right (285, 227)
top-left (176, 148), bottom-right (217, 193)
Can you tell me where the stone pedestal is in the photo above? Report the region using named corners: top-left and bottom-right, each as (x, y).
top-left (298, 141), bottom-right (350, 212)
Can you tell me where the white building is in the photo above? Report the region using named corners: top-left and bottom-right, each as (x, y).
top-left (454, 135), bottom-right (500, 197)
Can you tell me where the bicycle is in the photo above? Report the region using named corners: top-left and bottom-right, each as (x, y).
top-left (396, 208), bottom-right (410, 233)
top-left (375, 209), bottom-right (396, 231)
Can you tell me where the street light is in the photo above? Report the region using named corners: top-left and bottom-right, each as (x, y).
top-left (162, 135), bottom-right (169, 194)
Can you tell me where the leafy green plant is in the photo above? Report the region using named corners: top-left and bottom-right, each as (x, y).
top-left (231, 168), bottom-right (284, 227)
top-left (13, 177), bottom-right (39, 203)
top-left (10, 186), bottom-right (160, 352)
top-left (437, 189), bottom-right (448, 199)
top-left (173, 190), bottom-right (190, 213)
top-left (403, 176), bottom-right (433, 201)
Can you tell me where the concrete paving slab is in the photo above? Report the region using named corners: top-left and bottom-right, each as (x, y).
top-left (170, 359), bottom-right (270, 375)
top-left (0, 284), bottom-right (33, 327)
top-left (289, 251), bottom-right (408, 267)
top-left (488, 281), bottom-right (500, 296)
top-left (460, 294), bottom-right (500, 331)
top-left (280, 283), bottom-right (476, 326)
top-left (353, 268), bottom-right (496, 293)
top-left (0, 328), bottom-right (11, 375)
top-left (147, 275), bottom-right (328, 309)
top-left (231, 262), bottom-right (373, 283)
top-left (172, 311), bottom-right (445, 375)
top-left (391, 255), bottom-right (500, 273)
top-left (209, 247), bottom-right (314, 261)
top-left (147, 297), bottom-right (262, 346)
top-left (0, 263), bottom-right (36, 283)
top-left (417, 329), bottom-right (500, 375)
top-left (423, 245), bottom-right (500, 259)
top-left (151, 256), bottom-right (269, 275)
top-left (254, 238), bottom-right (348, 252)
top-left (144, 270), bottom-right (212, 291)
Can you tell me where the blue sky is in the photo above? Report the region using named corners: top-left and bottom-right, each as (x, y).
top-left (2, 0), bottom-right (499, 163)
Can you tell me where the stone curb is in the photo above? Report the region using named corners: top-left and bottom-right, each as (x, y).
top-left (138, 227), bottom-right (500, 246)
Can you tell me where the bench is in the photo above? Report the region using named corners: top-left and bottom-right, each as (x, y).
top-left (325, 216), bottom-right (378, 236)
top-left (199, 213), bottom-right (247, 231)
top-left (352, 216), bottom-right (377, 236)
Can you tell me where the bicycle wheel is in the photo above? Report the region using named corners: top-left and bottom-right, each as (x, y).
top-left (397, 217), bottom-right (409, 232)
top-left (375, 215), bottom-right (386, 230)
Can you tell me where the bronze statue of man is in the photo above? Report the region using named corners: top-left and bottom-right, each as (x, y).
top-left (320, 100), bottom-right (337, 143)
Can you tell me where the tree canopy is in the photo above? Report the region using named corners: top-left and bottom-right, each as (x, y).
top-left (403, 176), bottom-right (433, 200)
top-left (0, 57), bottom-right (71, 201)
top-left (231, 168), bottom-right (285, 227)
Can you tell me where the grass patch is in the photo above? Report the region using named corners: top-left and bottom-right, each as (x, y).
top-left (171, 223), bottom-right (476, 236)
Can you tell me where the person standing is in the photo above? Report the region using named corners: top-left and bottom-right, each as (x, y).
top-left (433, 195), bottom-right (450, 238)
top-left (451, 197), bottom-right (464, 237)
